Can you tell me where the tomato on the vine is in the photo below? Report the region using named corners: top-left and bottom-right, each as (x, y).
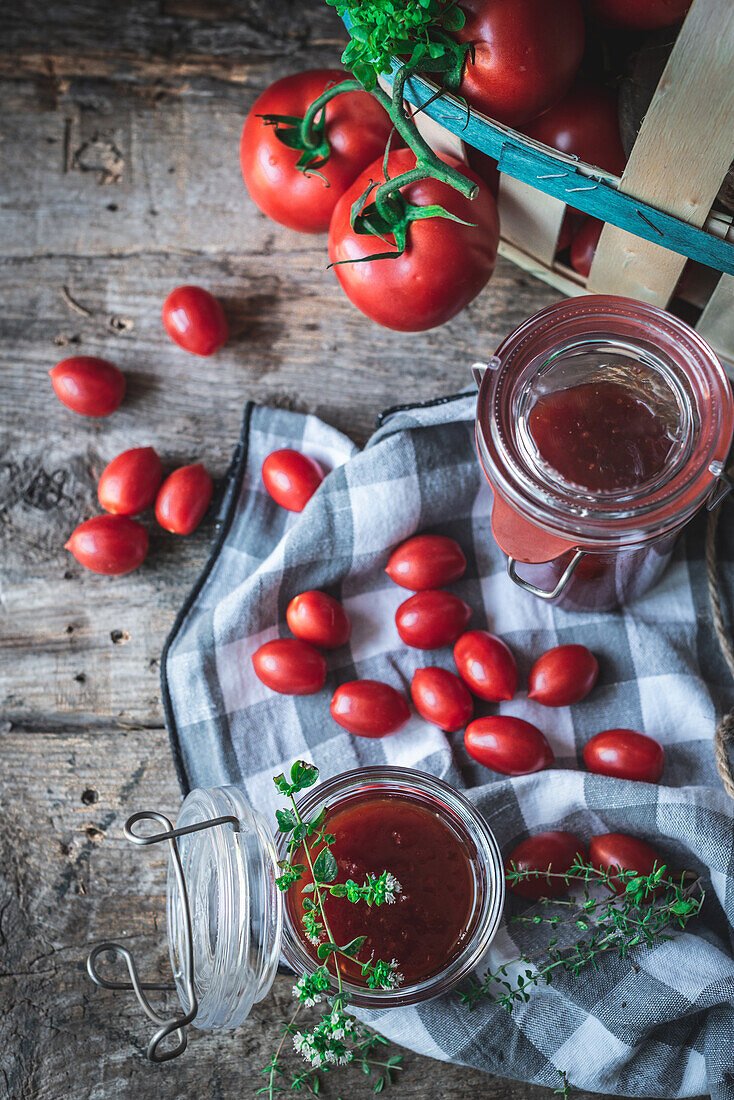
top-left (330, 680), bottom-right (410, 738)
top-left (240, 70), bottom-right (396, 234)
top-left (98, 447), bottom-right (163, 516)
top-left (252, 638), bottom-right (327, 695)
top-left (505, 831), bottom-right (587, 899)
top-left (50, 356), bottom-right (125, 418)
top-left (328, 147), bottom-right (498, 332)
top-left (262, 449), bottom-right (324, 512)
top-left (155, 464), bottom-right (213, 535)
top-left (65, 515), bottom-right (148, 576)
top-left (584, 729), bottom-right (665, 783)
top-left (523, 84), bottom-right (627, 176)
top-left (162, 286), bottom-right (229, 357)
top-left (464, 716), bottom-right (554, 775)
top-left (456, 0), bottom-right (586, 127)
top-left (585, 0), bottom-right (691, 31)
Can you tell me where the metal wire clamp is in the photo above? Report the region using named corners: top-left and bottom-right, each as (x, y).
top-left (86, 809), bottom-right (240, 1062)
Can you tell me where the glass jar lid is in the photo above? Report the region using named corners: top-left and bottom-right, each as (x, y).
top-left (476, 296), bottom-right (734, 550)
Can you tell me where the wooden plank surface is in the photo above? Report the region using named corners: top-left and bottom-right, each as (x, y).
top-left (0, 4), bottom-right (595, 1099)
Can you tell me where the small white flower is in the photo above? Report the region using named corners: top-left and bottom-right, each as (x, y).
top-left (306, 930), bottom-right (322, 946)
top-left (383, 872), bottom-right (402, 904)
top-left (383, 959), bottom-right (404, 990)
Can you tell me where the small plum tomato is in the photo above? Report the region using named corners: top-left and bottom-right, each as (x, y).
top-left (262, 449), bottom-right (324, 512)
top-left (453, 630), bottom-right (518, 702)
top-left (162, 285), bottom-right (229, 356)
top-left (286, 590), bottom-right (351, 649)
top-left (50, 356), bottom-right (125, 417)
top-left (589, 832), bottom-right (664, 895)
top-left (583, 729), bottom-right (665, 784)
top-left (410, 667), bottom-right (474, 732)
top-left (385, 534), bottom-right (466, 591)
top-left (504, 831), bottom-right (587, 899)
top-left (65, 514), bottom-right (148, 576)
top-left (395, 590), bottom-right (473, 650)
top-left (155, 463), bottom-right (213, 535)
top-left (464, 716), bottom-right (554, 776)
top-left (97, 447), bottom-right (163, 516)
top-left (252, 638), bottom-right (327, 695)
top-left (528, 644), bottom-right (599, 707)
top-left (330, 680), bottom-right (410, 738)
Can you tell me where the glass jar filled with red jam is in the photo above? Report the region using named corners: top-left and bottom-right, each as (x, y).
top-left (475, 296), bottom-right (734, 611)
top-left (89, 767), bottom-right (504, 1060)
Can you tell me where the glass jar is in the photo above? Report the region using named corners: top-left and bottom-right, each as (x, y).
top-left (88, 766), bottom-right (505, 1061)
top-left (474, 295), bottom-right (734, 611)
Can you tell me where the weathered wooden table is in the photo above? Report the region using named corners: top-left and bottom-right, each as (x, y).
top-left (0, 4), bottom-right (607, 1098)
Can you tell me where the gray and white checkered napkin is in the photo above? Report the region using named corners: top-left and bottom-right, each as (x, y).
top-left (162, 395), bottom-right (734, 1100)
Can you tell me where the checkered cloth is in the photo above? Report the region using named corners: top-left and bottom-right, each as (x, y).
top-left (162, 396), bottom-right (734, 1100)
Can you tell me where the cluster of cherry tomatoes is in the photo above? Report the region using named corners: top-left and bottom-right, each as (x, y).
top-left (54, 286), bottom-right (230, 575)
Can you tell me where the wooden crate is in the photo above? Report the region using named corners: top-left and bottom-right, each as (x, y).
top-left (361, 0), bottom-right (734, 370)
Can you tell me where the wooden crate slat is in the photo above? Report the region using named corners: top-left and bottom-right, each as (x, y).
top-left (498, 177), bottom-right (567, 265)
top-left (697, 273), bottom-right (734, 376)
top-left (588, 0), bottom-right (734, 304)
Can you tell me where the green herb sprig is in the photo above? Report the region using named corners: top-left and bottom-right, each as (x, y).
top-left (258, 761), bottom-right (404, 1097)
top-left (461, 857), bottom-right (705, 1012)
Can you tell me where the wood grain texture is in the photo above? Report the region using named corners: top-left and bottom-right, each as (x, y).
top-left (0, 3), bottom-right (594, 1099)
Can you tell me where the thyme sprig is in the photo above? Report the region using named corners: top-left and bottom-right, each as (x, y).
top-left (461, 857), bottom-right (705, 1012)
top-left (258, 761), bottom-right (404, 1097)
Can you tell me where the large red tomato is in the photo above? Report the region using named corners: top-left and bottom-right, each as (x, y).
top-left (523, 84), bottom-right (627, 176)
top-left (328, 148), bottom-right (498, 331)
top-left (586, 0), bottom-right (691, 31)
top-left (240, 69), bottom-right (395, 234)
top-left (456, 0), bottom-right (586, 127)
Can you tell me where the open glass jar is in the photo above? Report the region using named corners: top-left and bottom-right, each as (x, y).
top-left (474, 296), bottom-right (734, 611)
top-left (88, 766), bottom-right (505, 1062)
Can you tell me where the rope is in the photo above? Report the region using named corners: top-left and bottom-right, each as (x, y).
top-left (705, 503), bottom-right (734, 799)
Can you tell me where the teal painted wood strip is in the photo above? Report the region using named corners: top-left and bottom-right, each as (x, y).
top-left (338, 15), bottom-right (734, 275)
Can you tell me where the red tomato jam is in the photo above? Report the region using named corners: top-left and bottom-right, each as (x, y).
top-left (528, 380), bottom-right (675, 492)
top-left (288, 793), bottom-right (475, 987)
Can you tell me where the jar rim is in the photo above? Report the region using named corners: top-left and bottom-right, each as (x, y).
top-left (279, 765), bottom-right (505, 1009)
top-left (476, 296), bottom-right (733, 551)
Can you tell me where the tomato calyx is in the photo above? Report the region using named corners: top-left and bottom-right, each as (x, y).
top-left (257, 78), bottom-right (364, 178)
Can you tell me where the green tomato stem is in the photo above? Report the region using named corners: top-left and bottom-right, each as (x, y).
top-left (300, 78), bottom-right (364, 149)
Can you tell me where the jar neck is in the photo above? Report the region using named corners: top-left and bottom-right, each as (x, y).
top-left (476, 296), bottom-right (733, 550)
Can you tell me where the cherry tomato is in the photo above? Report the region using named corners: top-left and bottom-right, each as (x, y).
top-left (50, 356), bottom-right (125, 418)
top-left (456, 0), bottom-right (586, 127)
top-left (240, 69), bottom-right (396, 234)
top-left (155, 464), bottom-right (213, 535)
top-left (286, 591), bottom-right (351, 649)
top-left (262, 449), bottom-right (324, 512)
top-left (330, 680), bottom-right (410, 738)
top-left (505, 831), bottom-right (587, 899)
top-left (410, 667), bottom-right (474, 732)
top-left (97, 447), bottom-right (163, 516)
top-left (570, 217), bottom-right (603, 278)
top-left (583, 729), bottom-right (665, 783)
top-left (523, 84), bottom-right (627, 176)
top-left (395, 590), bottom-right (473, 650)
top-left (585, 0), bottom-right (691, 31)
top-left (453, 630), bottom-right (518, 702)
top-left (385, 534), bottom-right (467, 591)
top-left (252, 638), bottom-right (327, 695)
top-left (465, 716), bottom-right (554, 776)
top-left (589, 832), bottom-right (663, 895)
top-left (528, 645), bottom-right (599, 707)
top-left (162, 286), bottom-right (229, 356)
top-left (65, 515), bottom-right (148, 576)
top-left (328, 148), bottom-right (498, 332)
